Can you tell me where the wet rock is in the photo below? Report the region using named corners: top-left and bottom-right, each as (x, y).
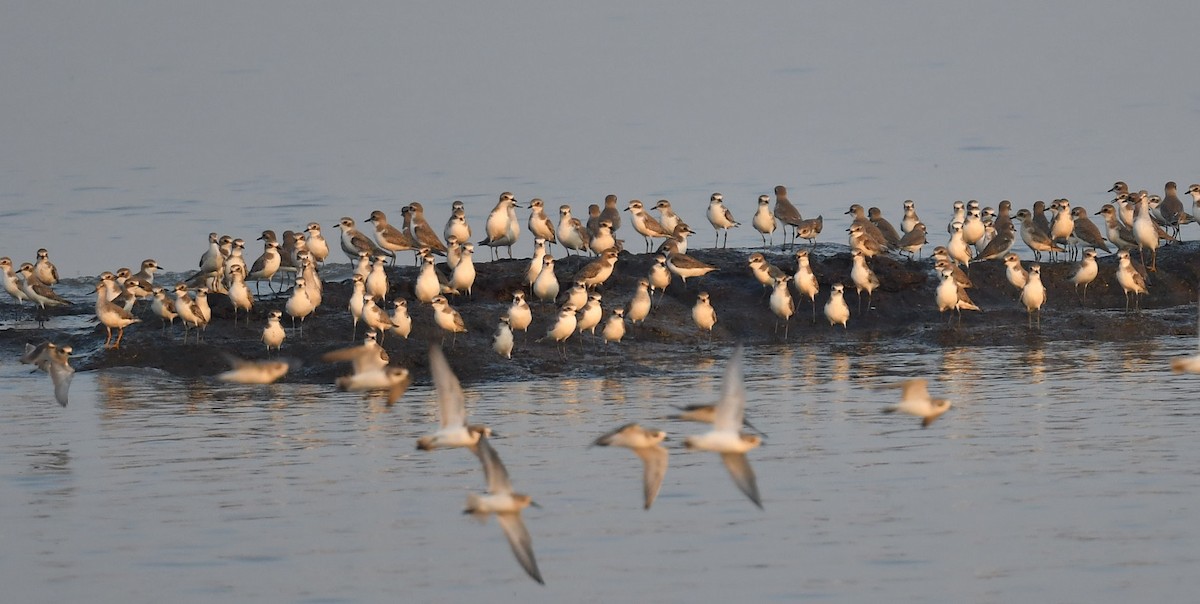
top-left (2, 241), bottom-right (1197, 385)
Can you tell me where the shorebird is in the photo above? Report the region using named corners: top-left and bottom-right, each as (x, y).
top-left (285, 277), bottom-right (315, 333)
top-left (946, 222), bottom-right (973, 267)
top-left (900, 200), bottom-right (921, 235)
top-left (407, 202), bottom-right (448, 256)
top-left (665, 250), bottom-right (718, 287)
top-left (1115, 250), bottom-right (1149, 311)
top-left (22, 342), bottom-right (74, 407)
top-left (525, 238), bottom-right (547, 287)
top-left (792, 249), bottom-right (821, 321)
top-left (366, 210), bottom-right (418, 263)
top-left (324, 333), bottom-right (411, 404)
top-left (216, 354), bottom-right (293, 385)
top-left (626, 199), bottom-right (672, 252)
top-left (1014, 209), bottom-right (1065, 262)
top-left (1003, 253), bottom-right (1029, 292)
top-left (898, 221), bottom-right (929, 259)
top-left (574, 248), bottom-right (619, 289)
top-left (449, 244), bottom-right (477, 297)
top-left (848, 223), bottom-right (886, 258)
top-left (464, 436), bottom-right (544, 585)
top-left (626, 279), bottom-right (652, 325)
top-left (576, 293), bottom-right (604, 338)
top-left (773, 185), bottom-right (803, 247)
top-left (795, 215), bottom-right (823, 246)
top-left (692, 291), bottom-right (717, 338)
top-left (247, 240), bottom-right (282, 294)
top-left (683, 346), bottom-right (763, 509)
top-left (172, 283), bottom-right (204, 341)
top-left (1132, 192), bottom-right (1162, 271)
top-left (593, 423), bottom-right (668, 510)
top-left (657, 224), bottom-right (694, 255)
top-left (706, 193), bottom-right (739, 248)
top-left (946, 200), bottom-right (966, 235)
top-left (526, 199), bottom-right (557, 248)
top-left (479, 192), bottom-right (521, 259)
top-left (1050, 199), bottom-right (1075, 249)
top-left (975, 221), bottom-right (1015, 261)
top-left (492, 314), bottom-right (514, 359)
top-left (936, 269), bottom-right (980, 323)
top-left (1069, 249), bottom-right (1099, 301)
top-left (417, 344), bottom-right (492, 451)
top-left (93, 282), bottom-right (140, 349)
top-left (847, 204), bottom-right (890, 250)
top-left (868, 207), bottom-right (901, 249)
top-left (602, 308), bottom-right (627, 344)
top-left (769, 275), bottom-right (794, 339)
top-left (18, 262), bottom-right (72, 326)
top-left (539, 303), bottom-right (578, 353)
top-left (600, 194), bottom-right (622, 232)
top-left (150, 287), bottom-right (178, 331)
top-left (747, 252), bottom-right (785, 295)
top-left (654, 199), bottom-right (683, 236)
top-left (304, 222), bottom-right (330, 264)
top-left (589, 220), bottom-right (617, 255)
top-left (1020, 264), bottom-right (1047, 328)
top-left (33, 248), bottom-right (59, 286)
top-left (849, 250), bottom-right (880, 313)
top-left (556, 205), bottom-right (590, 256)
top-left (824, 283), bottom-right (850, 328)
top-left (531, 255), bottom-right (559, 304)
top-left (507, 291), bottom-right (532, 334)
top-left (336, 217), bottom-right (392, 263)
top-left (1067, 207), bottom-right (1110, 254)
top-left (226, 264), bottom-right (254, 324)
top-left (444, 204), bottom-right (473, 247)
top-left (1095, 203), bottom-right (1138, 251)
top-left (647, 254), bottom-right (672, 300)
top-left (884, 378), bottom-right (952, 428)
top-left (585, 204), bottom-right (602, 239)
top-left (389, 299), bottom-right (413, 340)
top-left (431, 295), bottom-right (467, 346)
top-left (0, 257), bottom-right (29, 308)
top-left (751, 194), bottom-right (777, 246)
top-left (262, 310), bottom-right (286, 351)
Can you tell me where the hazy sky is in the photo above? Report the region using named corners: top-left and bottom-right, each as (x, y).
top-left (2, 1), bottom-right (1197, 275)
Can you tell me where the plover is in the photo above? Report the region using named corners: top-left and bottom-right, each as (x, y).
top-left (600, 194), bottom-right (622, 232)
top-left (900, 200), bottom-right (921, 235)
top-left (33, 248), bottom-right (60, 285)
top-left (602, 307), bottom-right (627, 344)
top-left (772, 185), bottom-right (803, 247)
top-left (556, 205), bottom-right (590, 256)
top-left (336, 217), bottom-right (392, 263)
top-left (824, 282), bottom-right (850, 328)
top-left (626, 279), bottom-right (652, 325)
top-left (407, 202), bottom-right (448, 256)
top-left (592, 423), bottom-right (668, 510)
top-left (416, 344), bottom-right (491, 451)
top-left (216, 353), bottom-right (293, 385)
top-left (389, 299), bottom-right (413, 339)
top-left (526, 199), bottom-right (557, 247)
top-left (532, 255), bottom-right (560, 304)
top-left (304, 222), bottom-right (330, 264)
top-left (479, 192), bottom-right (521, 260)
top-left (449, 244), bottom-right (477, 297)
top-left (692, 291), bottom-right (717, 336)
top-left (1069, 249), bottom-right (1099, 301)
top-left (884, 378), bottom-right (951, 428)
top-left (752, 194), bottom-right (777, 246)
top-left (792, 249), bottom-right (820, 321)
top-left (262, 309), bottom-right (286, 351)
top-left (430, 295), bottom-right (467, 346)
top-left (706, 193), bottom-right (740, 248)
top-left (366, 210), bottom-right (418, 262)
top-left (626, 199), bottom-right (672, 252)
top-left (850, 250), bottom-right (880, 313)
top-left (507, 292), bottom-right (532, 333)
top-left (493, 314), bottom-right (514, 359)
top-left (574, 248), bottom-right (619, 289)
top-left (653, 199), bottom-right (682, 236)
top-left (464, 435), bottom-right (544, 585)
top-left (1014, 209), bottom-right (1064, 262)
top-left (1020, 264), bottom-right (1046, 328)
top-left (1115, 250), bottom-right (1149, 311)
top-left (683, 346), bottom-right (763, 509)
top-left (868, 207), bottom-right (902, 248)
top-left (93, 282), bottom-right (140, 349)
top-left (444, 205), bottom-right (473, 248)
top-left (769, 275), bottom-right (794, 339)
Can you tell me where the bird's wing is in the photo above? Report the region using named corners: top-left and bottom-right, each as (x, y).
top-left (899, 379), bottom-right (930, 405)
top-left (386, 370), bottom-right (412, 406)
top-left (496, 513), bottom-right (544, 585)
top-left (474, 436), bottom-right (513, 495)
top-left (592, 423), bottom-right (633, 447)
top-left (430, 345), bottom-right (467, 428)
top-left (720, 452), bottom-right (763, 509)
top-left (712, 346), bottom-right (746, 432)
top-left (634, 445), bottom-right (669, 510)
top-left (49, 360), bottom-right (74, 407)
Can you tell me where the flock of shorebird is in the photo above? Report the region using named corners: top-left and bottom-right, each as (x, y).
top-left (7, 180), bottom-right (1200, 583)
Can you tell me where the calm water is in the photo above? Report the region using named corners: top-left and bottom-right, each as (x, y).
top-left (3, 339), bottom-right (1199, 602)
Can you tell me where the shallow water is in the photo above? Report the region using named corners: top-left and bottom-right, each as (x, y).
top-left (3, 338), bottom-right (1199, 602)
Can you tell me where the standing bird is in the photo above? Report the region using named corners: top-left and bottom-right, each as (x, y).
top-left (226, 264), bottom-right (254, 324)
top-left (752, 194), bottom-right (777, 246)
top-left (507, 292), bottom-right (532, 334)
top-left (588, 220), bottom-right (617, 255)
top-left (599, 194), bottom-right (622, 232)
top-left (654, 199), bottom-right (683, 236)
top-left (1095, 204), bottom-right (1138, 252)
top-left (172, 283), bottom-right (205, 341)
top-left (406, 202), bottom-right (448, 256)
top-left (33, 248), bottom-right (60, 286)
top-left (1115, 250), bottom-right (1149, 311)
top-left (389, 299), bottom-right (413, 340)
top-left (526, 199), bottom-right (557, 248)
top-left (683, 347), bottom-right (763, 509)
top-left (444, 202), bottom-right (473, 246)
top-left (1014, 209), bottom-right (1065, 262)
top-left (824, 283), bottom-right (850, 328)
top-left (336, 217), bottom-right (392, 263)
top-left (540, 304), bottom-right (578, 354)
top-left (18, 263), bottom-right (72, 326)
top-left (795, 215), bottom-right (823, 247)
top-left (772, 185), bottom-right (803, 247)
top-left (706, 193), bottom-right (740, 248)
top-left (936, 269), bottom-right (980, 322)
top-left (449, 244), bottom-right (477, 297)
top-left (769, 275), bottom-right (794, 339)
top-left (1067, 206), bottom-right (1111, 253)
top-left (525, 238), bottom-right (548, 287)
top-left (884, 379), bottom-right (952, 428)
top-left (626, 279), bottom-right (652, 325)
top-left (868, 207), bottom-right (902, 249)
top-left (897, 221), bottom-right (930, 259)
top-left (430, 295), bottom-right (467, 346)
top-left (849, 250), bottom-right (880, 313)
top-left (366, 210), bottom-right (418, 263)
top-left (975, 222), bottom-right (1016, 262)
top-left (365, 255), bottom-right (390, 302)
top-left (665, 250), bottom-right (718, 287)
top-left (593, 423), bottom-right (668, 510)
top-left (647, 254), bottom-right (672, 299)
top-left (900, 199), bottom-right (921, 235)
top-left (492, 314), bottom-right (514, 359)
top-left (1132, 192), bottom-right (1161, 272)
top-left (1020, 264), bottom-right (1047, 329)
top-left (285, 277), bottom-right (316, 332)
top-left (602, 308), bottom-right (627, 344)
top-left (585, 204), bottom-right (603, 239)
top-left (691, 291), bottom-right (715, 338)
top-left (574, 248), bottom-right (620, 289)
top-left (556, 205), bottom-right (590, 256)
top-left (1069, 249), bottom-right (1099, 301)
top-left (479, 192), bottom-right (521, 260)
top-left (93, 282), bottom-right (140, 349)
top-left (792, 249), bottom-right (821, 322)
top-left (625, 200), bottom-right (672, 252)
top-left (576, 293), bottom-right (604, 338)
top-left (1002, 253), bottom-right (1029, 293)
top-left (532, 256), bottom-right (560, 304)
top-left (150, 287), bottom-right (178, 331)
top-left (247, 240), bottom-right (282, 294)
top-left (262, 310), bottom-right (286, 352)
top-left (304, 222), bottom-right (330, 265)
